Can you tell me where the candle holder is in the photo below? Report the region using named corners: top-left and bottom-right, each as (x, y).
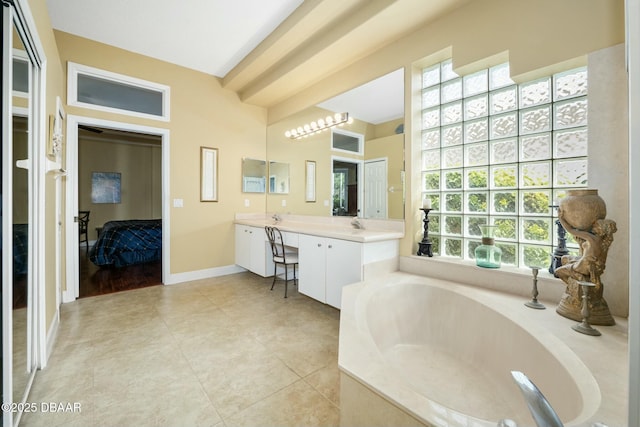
top-left (525, 267), bottom-right (545, 309)
top-left (571, 281), bottom-right (601, 336)
top-left (417, 208), bottom-right (433, 257)
top-left (548, 205), bottom-right (569, 276)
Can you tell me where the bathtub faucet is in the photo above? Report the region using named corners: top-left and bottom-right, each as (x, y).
top-left (272, 213), bottom-right (282, 223)
top-left (510, 371), bottom-right (564, 427)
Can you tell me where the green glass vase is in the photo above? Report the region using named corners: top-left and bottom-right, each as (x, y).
top-left (475, 225), bottom-right (502, 268)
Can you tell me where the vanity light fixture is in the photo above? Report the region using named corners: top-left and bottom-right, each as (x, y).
top-left (285, 112), bottom-right (353, 139)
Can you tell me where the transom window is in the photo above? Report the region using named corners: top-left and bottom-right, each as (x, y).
top-left (67, 62), bottom-right (170, 121)
top-left (420, 59), bottom-right (588, 267)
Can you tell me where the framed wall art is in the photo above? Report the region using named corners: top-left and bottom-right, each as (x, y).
top-left (91, 172), bottom-right (121, 204)
top-left (201, 147), bottom-right (218, 202)
top-left (305, 160), bottom-right (316, 202)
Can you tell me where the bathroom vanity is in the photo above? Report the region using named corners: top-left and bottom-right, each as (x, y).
top-left (234, 213), bottom-right (403, 308)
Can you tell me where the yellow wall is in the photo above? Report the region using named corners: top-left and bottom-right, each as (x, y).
top-left (53, 31), bottom-right (268, 276)
top-left (266, 106), bottom-right (378, 215)
top-left (365, 133), bottom-right (404, 220)
top-left (26, 0), bottom-right (66, 337)
top-left (78, 139), bottom-right (162, 240)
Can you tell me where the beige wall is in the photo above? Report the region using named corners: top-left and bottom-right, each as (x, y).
top-left (587, 44), bottom-right (629, 317)
top-left (78, 139), bottom-right (162, 241)
top-left (365, 133), bottom-right (404, 220)
top-left (53, 31), bottom-right (268, 277)
top-left (266, 106), bottom-right (378, 215)
top-left (26, 0), bottom-right (66, 337)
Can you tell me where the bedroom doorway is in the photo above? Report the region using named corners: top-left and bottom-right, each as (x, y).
top-left (64, 116), bottom-right (170, 303)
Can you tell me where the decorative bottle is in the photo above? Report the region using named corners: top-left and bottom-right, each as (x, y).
top-left (475, 225), bottom-right (502, 268)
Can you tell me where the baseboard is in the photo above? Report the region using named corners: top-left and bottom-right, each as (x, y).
top-left (164, 264), bottom-right (246, 285)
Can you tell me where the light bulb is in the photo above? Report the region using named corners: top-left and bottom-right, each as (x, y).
top-left (317, 119), bottom-right (325, 127)
top-left (334, 112), bottom-right (342, 121)
top-left (304, 124), bottom-right (311, 132)
top-left (285, 130), bottom-right (291, 138)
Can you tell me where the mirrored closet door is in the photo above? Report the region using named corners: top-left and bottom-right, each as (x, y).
top-left (2, 2), bottom-right (42, 426)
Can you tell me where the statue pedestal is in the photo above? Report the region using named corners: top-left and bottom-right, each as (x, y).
top-left (556, 278), bottom-right (615, 326)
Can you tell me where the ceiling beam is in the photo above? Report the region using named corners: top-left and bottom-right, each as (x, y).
top-left (235, 0), bottom-right (396, 106)
top-left (222, 0), bottom-right (354, 92)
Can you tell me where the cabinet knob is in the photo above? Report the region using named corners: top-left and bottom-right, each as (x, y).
top-left (328, 245), bottom-right (332, 249)
top-left (317, 243), bottom-right (321, 247)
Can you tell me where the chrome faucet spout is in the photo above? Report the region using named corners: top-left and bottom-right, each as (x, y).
top-left (350, 216), bottom-right (364, 229)
top-left (510, 371), bottom-right (563, 427)
top-left (272, 213), bottom-right (282, 223)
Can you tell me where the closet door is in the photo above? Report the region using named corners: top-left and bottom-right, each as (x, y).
top-left (2, 2), bottom-right (43, 426)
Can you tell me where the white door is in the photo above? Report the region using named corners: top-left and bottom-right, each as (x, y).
top-left (364, 159), bottom-right (387, 219)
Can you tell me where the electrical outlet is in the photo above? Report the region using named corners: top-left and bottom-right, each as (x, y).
top-left (244, 199), bottom-right (250, 207)
top-left (173, 198), bottom-right (183, 208)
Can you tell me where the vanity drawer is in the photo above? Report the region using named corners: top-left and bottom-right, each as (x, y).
top-left (282, 231), bottom-right (299, 248)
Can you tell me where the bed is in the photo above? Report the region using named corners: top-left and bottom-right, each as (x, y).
top-left (89, 219), bottom-right (162, 267)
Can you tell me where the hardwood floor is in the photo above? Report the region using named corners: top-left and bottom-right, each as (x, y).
top-left (79, 249), bottom-right (161, 298)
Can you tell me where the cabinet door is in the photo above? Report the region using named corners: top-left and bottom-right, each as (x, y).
top-left (235, 225), bottom-right (252, 270)
top-left (325, 239), bottom-right (362, 309)
top-left (298, 234), bottom-right (326, 303)
top-left (249, 226), bottom-right (269, 276)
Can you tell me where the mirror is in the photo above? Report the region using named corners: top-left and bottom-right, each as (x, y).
top-left (266, 68), bottom-right (405, 219)
top-left (241, 158), bottom-right (267, 193)
top-left (6, 15), bottom-right (38, 426)
top-left (268, 161), bottom-right (289, 194)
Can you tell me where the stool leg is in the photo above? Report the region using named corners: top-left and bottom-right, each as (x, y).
top-left (271, 263), bottom-right (276, 291)
top-left (284, 264), bottom-right (288, 298)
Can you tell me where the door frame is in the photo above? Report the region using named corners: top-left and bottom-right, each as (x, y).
top-left (331, 155), bottom-right (363, 217)
top-left (63, 115), bottom-right (171, 303)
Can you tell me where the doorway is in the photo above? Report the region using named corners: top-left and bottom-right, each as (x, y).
top-left (332, 157), bottom-right (362, 216)
top-left (64, 116), bottom-right (170, 303)
top-left (76, 125), bottom-right (163, 298)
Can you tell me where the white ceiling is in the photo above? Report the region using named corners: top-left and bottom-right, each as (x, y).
top-left (46, 0), bottom-right (304, 77)
top-left (45, 0), bottom-right (467, 122)
top-left (317, 68), bottom-right (404, 125)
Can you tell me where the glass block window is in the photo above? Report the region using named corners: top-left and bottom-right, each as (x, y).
top-left (421, 59), bottom-right (587, 267)
top-left (68, 62), bottom-right (170, 121)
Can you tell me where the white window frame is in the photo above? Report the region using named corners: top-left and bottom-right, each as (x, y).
top-left (67, 62), bottom-right (170, 122)
top-left (331, 128), bottom-right (364, 155)
top-left (12, 48), bottom-right (29, 99)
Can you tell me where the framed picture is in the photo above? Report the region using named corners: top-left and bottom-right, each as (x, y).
top-left (91, 172), bottom-right (121, 204)
top-left (201, 147), bottom-right (218, 202)
top-left (305, 160), bottom-right (316, 202)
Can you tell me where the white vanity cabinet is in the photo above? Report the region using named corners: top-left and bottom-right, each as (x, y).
top-left (298, 234), bottom-right (362, 308)
top-left (235, 225), bottom-right (273, 277)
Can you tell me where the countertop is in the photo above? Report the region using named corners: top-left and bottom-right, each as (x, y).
top-left (234, 214), bottom-right (404, 243)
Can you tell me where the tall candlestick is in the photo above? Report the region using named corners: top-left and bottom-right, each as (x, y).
top-left (417, 208), bottom-right (433, 257)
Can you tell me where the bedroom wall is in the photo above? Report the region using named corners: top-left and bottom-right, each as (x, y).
top-left (78, 138), bottom-right (162, 241)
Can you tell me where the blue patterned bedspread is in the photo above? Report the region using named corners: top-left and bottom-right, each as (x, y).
top-left (89, 219), bottom-right (162, 267)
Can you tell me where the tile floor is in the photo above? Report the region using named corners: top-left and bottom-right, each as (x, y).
top-left (21, 273), bottom-right (341, 427)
